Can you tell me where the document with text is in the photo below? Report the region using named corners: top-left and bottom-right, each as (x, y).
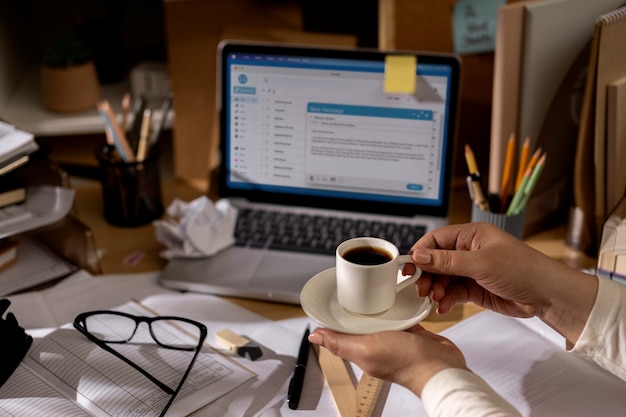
top-left (439, 310), bottom-right (626, 417)
top-left (0, 301), bottom-right (254, 417)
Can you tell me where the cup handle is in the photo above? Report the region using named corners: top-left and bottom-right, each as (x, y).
top-left (395, 254), bottom-right (421, 292)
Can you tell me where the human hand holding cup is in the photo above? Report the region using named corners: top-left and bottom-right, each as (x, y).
top-left (336, 237), bottom-right (421, 315)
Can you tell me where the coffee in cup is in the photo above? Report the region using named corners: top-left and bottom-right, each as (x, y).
top-left (342, 246), bottom-right (393, 265)
top-left (336, 237), bottom-right (421, 315)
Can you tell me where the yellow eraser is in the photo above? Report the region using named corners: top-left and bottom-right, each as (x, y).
top-left (215, 328), bottom-right (250, 352)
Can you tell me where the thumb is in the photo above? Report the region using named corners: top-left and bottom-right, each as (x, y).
top-left (308, 328), bottom-right (364, 360)
top-left (411, 248), bottom-right (475, 277)
top-left (308, 328), bottom-right (340, 353)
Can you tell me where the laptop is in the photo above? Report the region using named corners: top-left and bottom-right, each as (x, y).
top-left (160, 41), bottom-right (461, 304)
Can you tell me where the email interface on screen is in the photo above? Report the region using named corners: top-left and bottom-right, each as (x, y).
top-left (223, 51), bottom-right (454, 207)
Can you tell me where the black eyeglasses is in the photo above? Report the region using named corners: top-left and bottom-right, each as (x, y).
top-left (1, 299), bottom-right (32, 388)
top-left (73, 310), bottom-right (207, 417)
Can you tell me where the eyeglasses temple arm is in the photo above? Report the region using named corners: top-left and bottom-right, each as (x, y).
top-left (73, 322), bottom-right (175, 394)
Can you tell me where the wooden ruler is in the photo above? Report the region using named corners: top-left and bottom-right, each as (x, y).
top-left (315, 345), bottom-right (386, 417)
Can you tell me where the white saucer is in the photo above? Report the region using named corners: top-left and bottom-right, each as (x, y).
top-left (300, 268), bottom-right (433, 335)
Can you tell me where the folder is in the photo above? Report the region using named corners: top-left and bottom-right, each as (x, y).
top-left (574, 5), bottom-right (626, 250)
top-left (606, 75), bottom-right (626, 215)
top-left (488, 1), bottom-right (537, 195)
top-left (571, 18), bottom-right (601, 253)
top-left (593, 7), bottom-right (626, 225)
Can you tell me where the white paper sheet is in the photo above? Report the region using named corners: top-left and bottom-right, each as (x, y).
top-left (440, 311), bottom-right (626, 417)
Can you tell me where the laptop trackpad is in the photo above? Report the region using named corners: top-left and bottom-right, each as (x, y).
top-left (249, 251), bottom-right (334, 292)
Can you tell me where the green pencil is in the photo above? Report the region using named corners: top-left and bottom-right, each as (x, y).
top-left (509, 153), bottom-right (546, 216)
top-left (506, 165), bottom-right (531, 216)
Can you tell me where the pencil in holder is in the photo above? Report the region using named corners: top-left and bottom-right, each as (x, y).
top-left (96, 144), bottom-right (164, 227)
top-left (471, 204), bottom-right (526, 240)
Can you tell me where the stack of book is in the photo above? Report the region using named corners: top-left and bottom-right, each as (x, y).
top-left (0, 176), bottom-right (25, 210)
top-left (0, 121), bottom-right (38, 176)
top-left (0, 121), bottom-right (38, 228)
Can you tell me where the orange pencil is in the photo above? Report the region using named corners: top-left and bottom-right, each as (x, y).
top-left (499, 133), bottom-right (516, 212)
top-left (524, 146), bottom-right (542, 178)
top-left (514, 136), bottom-right (530, 192)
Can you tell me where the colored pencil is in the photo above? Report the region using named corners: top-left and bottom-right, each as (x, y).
top-left (514, 136), bottom-right (530, 192)
top-left (510, 153), bottom-right (547, 216)
top-left (136, 109), bottom-right (152, 162)
top-left (507, 166), bottom-right (532, 216)
top-left (524, 146), bottom-right (542, 178)
top-left (499, 133), bottom-right (516, 212)
top-left (98, 100), bottom-right (136, 163)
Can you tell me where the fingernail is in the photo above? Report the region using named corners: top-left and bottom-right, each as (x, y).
top-left (412, 250), bottom-right (432, 264)
top-left (308, 331), bottom-right (323, 345)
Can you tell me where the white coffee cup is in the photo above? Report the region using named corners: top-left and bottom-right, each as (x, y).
top-left (336, 237), bottom-right (421, 315)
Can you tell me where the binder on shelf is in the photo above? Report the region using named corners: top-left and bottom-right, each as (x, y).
top-left (489, 0), bottom-right (539, 195)
top-left (592, 7), bottom-right (626, 226)
top-left (572, 5), bottom-right (626, 252)
top-left (606, 75), bottom-right (626, 216)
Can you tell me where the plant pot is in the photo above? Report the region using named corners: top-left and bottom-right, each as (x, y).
top-left (40, 61), bottom-right (100, 112)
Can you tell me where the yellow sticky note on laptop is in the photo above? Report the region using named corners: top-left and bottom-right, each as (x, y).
top-left (384, 55), bottom-right (417, 94)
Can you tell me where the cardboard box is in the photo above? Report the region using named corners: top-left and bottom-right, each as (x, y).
top-left (164, 0), bottom-right (356, 189)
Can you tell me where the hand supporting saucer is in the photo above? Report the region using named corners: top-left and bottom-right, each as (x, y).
top-left (300, 268), bottom-right (432, 334)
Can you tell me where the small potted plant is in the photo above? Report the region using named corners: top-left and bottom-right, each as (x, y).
top-left (40, 36), bottom-right (100, 112)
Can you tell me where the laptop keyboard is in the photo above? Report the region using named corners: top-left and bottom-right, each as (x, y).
top-left (233, 208), bottom-right (426, 256)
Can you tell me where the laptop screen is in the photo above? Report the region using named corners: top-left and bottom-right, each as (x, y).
top-left (218, 42), bottom-right (461, 218)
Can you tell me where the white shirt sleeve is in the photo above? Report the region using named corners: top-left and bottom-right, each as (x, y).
top-left (570, 276), bottom-right (626, 380)
top-left (421, 368), bottom-right (522, 417)
top-left (420, 276), bottom-right (626, 417)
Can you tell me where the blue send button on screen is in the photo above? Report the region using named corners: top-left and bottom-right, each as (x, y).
top-left (233, 86), bottom-right (256, 94)
top-left (407, 184), bottom-right (424, 191)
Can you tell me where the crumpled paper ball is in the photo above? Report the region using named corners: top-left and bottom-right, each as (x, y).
top-left (153, 196), bottom-right (238, 259)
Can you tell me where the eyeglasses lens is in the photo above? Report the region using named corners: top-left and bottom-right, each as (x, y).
top-left (150, 319), bottom-right (201, 350)
top-left (83, 313), bottom-right (201, 350)
top-left (83, 313), bottom-right (137, 343)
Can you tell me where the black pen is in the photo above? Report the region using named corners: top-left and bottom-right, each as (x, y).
top-left (287, 326), bottom-right (310, 410)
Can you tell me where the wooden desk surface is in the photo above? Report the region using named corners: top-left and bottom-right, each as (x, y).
top-left (72, 178), bottom-right (597, 332)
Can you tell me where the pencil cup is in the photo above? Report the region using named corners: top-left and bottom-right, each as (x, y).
top-left (471, 204), bottom-right (526, 240)
top-left (96, 144), bottom-right (164, 227)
